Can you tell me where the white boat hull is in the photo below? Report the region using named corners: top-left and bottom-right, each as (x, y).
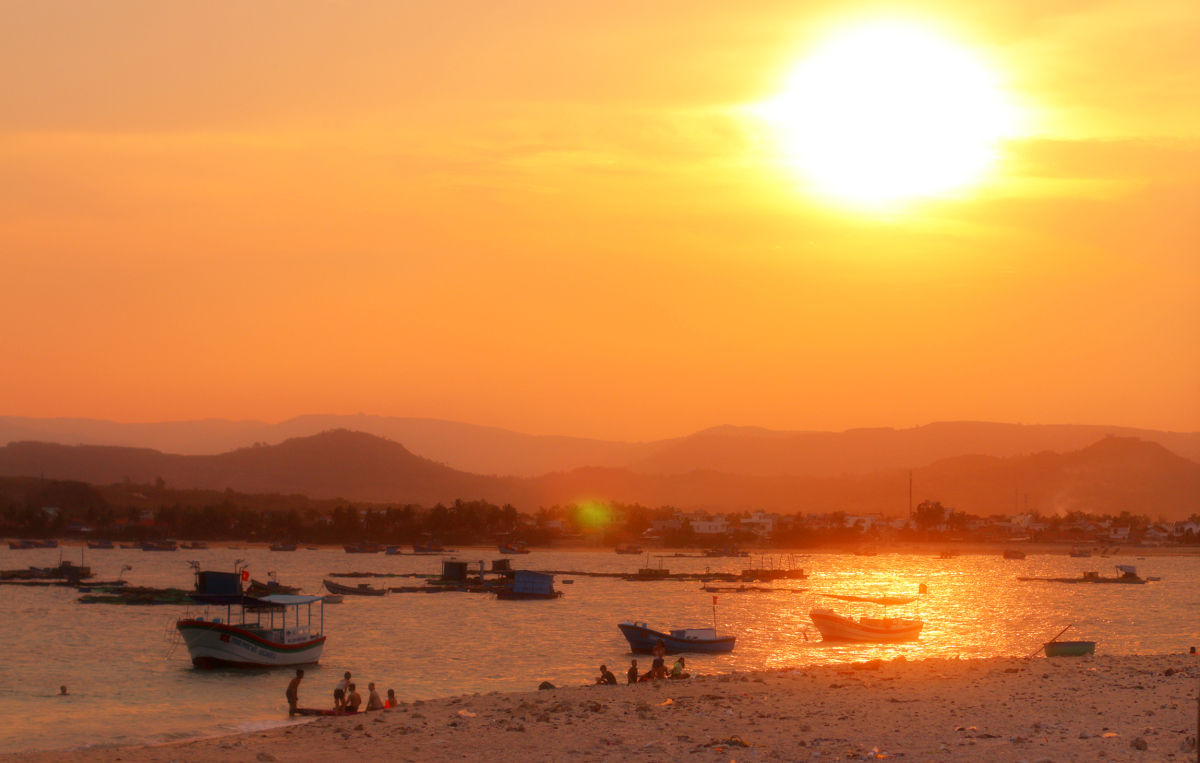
top-left (809, 608), bottom-right (922, 642)
top-left (176, 619), bottom-right (325, 668)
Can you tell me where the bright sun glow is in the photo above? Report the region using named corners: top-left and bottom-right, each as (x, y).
top-left (758, 21), bottom-right (1022, 207)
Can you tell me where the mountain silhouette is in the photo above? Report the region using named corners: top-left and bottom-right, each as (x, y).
top-left (2, 415), bottom-right (1198, 478)
top-left (0, 430), bottom-right (1196, 519)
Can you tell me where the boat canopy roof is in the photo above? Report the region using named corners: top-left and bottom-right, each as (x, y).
top-left (821, 594), bottom-right (917, 606)
top-left (258, 594), bottom-right (325, 605)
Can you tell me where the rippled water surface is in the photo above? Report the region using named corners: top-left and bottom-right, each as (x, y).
top-left (1, 546), bottom-right (1197, 752)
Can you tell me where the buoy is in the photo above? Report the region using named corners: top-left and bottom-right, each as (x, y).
top-left (918, 582), bottom-right (928, 594)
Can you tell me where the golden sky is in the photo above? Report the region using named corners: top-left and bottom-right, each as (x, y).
top-left (2, 0), bottom-right (1197, 440)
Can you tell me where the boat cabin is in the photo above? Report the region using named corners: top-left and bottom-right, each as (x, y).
top-left (669, 628), bottom-right (717, 641)
top-left (511, 570), bottom-right (555, 595)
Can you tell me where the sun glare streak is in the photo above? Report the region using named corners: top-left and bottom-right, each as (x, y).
top-left (756, 20), bottom-right (1024, 208)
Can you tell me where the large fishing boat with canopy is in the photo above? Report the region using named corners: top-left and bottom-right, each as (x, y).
top-left (172, 566), bottom-right (327, 668)
top-left (809, 594), bottom-right (923, 642)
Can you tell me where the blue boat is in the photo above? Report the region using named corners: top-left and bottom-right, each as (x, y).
top-left (495, 570), bottom-right (563, 600)
top-left (618, 621), bottom-right (736, 654)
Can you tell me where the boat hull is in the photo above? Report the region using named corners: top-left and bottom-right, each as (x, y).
top-left (323, 579), bottom-right (388, 596)
top-left (176, 620), bottom-right (325, 668)
top-left (1044, 640), bottom-right (1096, 657)
top-left (617, 623), bottom-right (736, 654)
top-left (809, 609), bottom-right (923, 642)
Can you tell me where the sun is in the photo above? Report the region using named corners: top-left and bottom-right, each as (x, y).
top-left (757, 20), bottom-right (1022, 207)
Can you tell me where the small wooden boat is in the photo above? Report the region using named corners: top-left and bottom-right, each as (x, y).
top-left (247, 577), bottom-right (302, 596)
top-left (1069, 548), bottom-right (1092, 558)
top-left (809, 595), bottom-right (923, 642)
top-left (269, 543), bottom-right (298, 552)
top-left (1002, 549), bottom-right (1026, 560)
top-left (322, 594), bottom-right (344, 604)
top-left (615, 545), bottom-right (643, 555)
top-left (498, 543), bottom-right (531, 554)
top-left (323, 579), bottom-right (388, 597)
top-left (306, 547), bottom-right (320, 551)
top-left (293, 708), bottom-right (361, 716)
top-left (343, 544), bottom-right (383, 554)
top-left (8, 540), bottom-right (37, 550)
top-left (180, 542), bottom-right (208, 550)
top-left (1017, 565), bottom-right (1148, 585)
top-left (413, 543), bottom-right (446, 553)
top-left (1044, 640), bottom-right (1096, 657)
top-left (87, 540), bottom-right (115, 550)
top-left (618, 621), bottom-right (736, 653)
top-left (142, 541), bottom-right (178, 552)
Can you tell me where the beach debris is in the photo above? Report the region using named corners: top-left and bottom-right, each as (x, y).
top-left (456, 710), bottom-right (476, 718)
top-left (256, 754), bottom-right (277, 762)
top-left (722, 735), bottom-right (752, 747)
top-left (1101, 732), bottom-right (1119, 738)
top-left (1130, 737), bottom-right (1148, 750)
top-left (658, 698), bottom-right (674, 706)
top-left (538, 681), bottom-right (556, 691)
top-left (1079, 732), bottom-right (1091, 739)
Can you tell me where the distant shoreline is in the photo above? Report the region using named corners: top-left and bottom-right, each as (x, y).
top-left (35, 540), bottom-right (1200, 557)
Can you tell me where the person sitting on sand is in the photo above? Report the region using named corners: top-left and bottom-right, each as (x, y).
top-left (595, 665), bottom-right (618, 685)
top-left (385, 689), bottom-right (397, 708)
top-left (334, 671), bottom-right (351, 714)
top-left (670, 657), bottom-right (690, 679)
top-left (627, 660), bottom-right (638, 684)
top-left (286, 669), bottom-right (304, 715)
top-left (366, 682), bottom-right (384, 711)
top-left (651, 639), bottom-right (667, 679)
top-left (345, 683), bottom-right (362, 713)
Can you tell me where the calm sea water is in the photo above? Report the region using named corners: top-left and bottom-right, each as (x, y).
top-left (1, 546), bottom-right (1197, 753)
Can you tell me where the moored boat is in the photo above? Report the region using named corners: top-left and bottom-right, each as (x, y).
top-left (269, 543), bottom-right (298, 552)
top-left (498, 542), bottom-right (531, 554)
top-left (323, 579), bottom-right (388, 596)
top-left (343, 543), bottom-right (383, 554)
top-left (494, 570), bottom-right (563, 600)
top-left (175, 593), bottom-right (327, 668)
top-left (809, 595), bottom-right (923, 642)
top-left (1069, 548), bottom-right (1092, 558)
top-left (615, 544), bottom-right (643, 555)
top-left (142, 540), bottom-right (178, 552)
top-left (617, 621), bottom-right (736, 653)
top-left (1002, 549), bottom-right (1026, 560)
top-left (87, 540), bottom-right (116, 550)
top-left (1044, 640), bottom-right (1096, 657)
top-left (412, 543), bottom-right (446, 553)
top-left (180, 542), bottom-right (208, 550)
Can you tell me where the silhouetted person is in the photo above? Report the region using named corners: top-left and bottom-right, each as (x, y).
top-left (59, 685), bottom-right (69, 696)
top-left (286, 669), bottom-right (304, 715)
top-left (334, 671), bottom-right (351, 714)
top-left (627, 660), bottom-right (638, 684)
top-left (595, 665), bottom-right (617, 685)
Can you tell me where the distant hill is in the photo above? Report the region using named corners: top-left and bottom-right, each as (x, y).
top-left (0, 414), bottom-right (671, 477)
top-left (3, 415), bottom-right (1199, 478)
top-left (626, 421), bottom-right (1200, 477)
top-left (0, 430), bottom-right (1196, 519)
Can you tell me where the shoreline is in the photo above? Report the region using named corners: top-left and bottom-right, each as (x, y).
top-left (10, 653), bottom-right (1198, 762)
top-left (32, 541), bottom-right (1200, 557)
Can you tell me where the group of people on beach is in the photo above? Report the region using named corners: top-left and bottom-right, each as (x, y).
top-left (285, 670), bottom-right (399, 716)
top-left (596, 639), bottom-right (690, 685)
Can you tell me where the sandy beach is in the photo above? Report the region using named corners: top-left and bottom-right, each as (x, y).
top-left (11, 654), bottom-right (1197, 763)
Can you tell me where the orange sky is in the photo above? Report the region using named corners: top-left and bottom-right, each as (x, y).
top-left (1, 0), bottom-right (1197, 440)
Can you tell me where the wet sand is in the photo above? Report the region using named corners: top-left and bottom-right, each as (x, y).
top-left (10, 654), bottom-right (1198, 763)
